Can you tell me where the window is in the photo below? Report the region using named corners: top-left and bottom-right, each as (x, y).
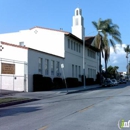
top-left (74, 42), bottom-right (75, 51)
top-left (71, 40), bottom-right (73, 50)
top-left (88, 49), bottom-right (96, 59)
top-left (68, 39), bottom-right (70, 49)
top-left (94, 70), bottom-right (96, 79)
top-left (76, 43), bottom-right (78, 52)
top-left (77, 43), bottom-right (79, 52)
top-left (79, 44), bottom-right (80, 53)
top-left (88, 68), bottom-right (96, 79)
top-left (76, 10), bottom-right (78, 15)
top-left (79, 66), bottom-right (81, 76)
top-left (56, 61), bottom-right (60, 75)
top-left (75, 65), bottom-right (77, 77)
top-left (51, 60), bottom-right (54, 75)
top-left (88, 68), bottom-right (92, 78)
top-left (45, 59), bottom-right (49, 75)
top-left (38, 58), bottom-right (42, 74)
top-left (72, 41), bottom-right (74, 50)
top-left (72, 64), bottom-right (74, 77)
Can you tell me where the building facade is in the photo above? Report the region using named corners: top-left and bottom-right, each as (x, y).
top-left (0, 42), bottom-right (64, 92)
top-left (0, 8), bottom-right (100, 92)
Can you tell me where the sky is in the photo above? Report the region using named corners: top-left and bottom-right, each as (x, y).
top-left (0, 0), bottom-right (130, 72)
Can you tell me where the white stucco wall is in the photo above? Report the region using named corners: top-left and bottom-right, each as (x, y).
top-left (0, 32), bottom-right (20, 44)
top-left (0, 43), bottom-right (65, 92)
top-left (0, 44), bottom-right (28, 91)
top-left (0, 27), bottom-right (65, 58)
top-left (85, 48), bottom-right (99, 79)
top-left (65, 36), bottom-right (99, 81)
top-left (0, 28), bottom-right (100, 91)
top-left (64, 36), bottom-right (83, 80)
top-left (28, 49), bottom-right (64, 92)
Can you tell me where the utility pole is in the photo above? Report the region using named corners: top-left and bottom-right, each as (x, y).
top-left (0, 41), bottom-right (4, 94)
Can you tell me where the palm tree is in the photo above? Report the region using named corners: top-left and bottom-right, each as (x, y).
top-left (124, 45), bottom-right (130, 77)
top-left (92, 18), bottom-right (122, 82)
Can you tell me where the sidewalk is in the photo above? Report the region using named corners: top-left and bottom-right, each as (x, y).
top-left (0, 84), bottom-right (101, 107)
top-left (1, 84), bottom-right (101, 99)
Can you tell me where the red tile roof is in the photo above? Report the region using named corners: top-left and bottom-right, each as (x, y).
top-left (1, 41), bottom-right (28, 49)
top-left (85, 36), bottom-right (95, 46)
top-left (85, 36), bottom-right (100, 52)
top-left (65, 33), bottom-right (83, 43)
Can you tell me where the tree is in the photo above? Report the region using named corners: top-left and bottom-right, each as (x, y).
top-left (92, 18), bottom-right (122, 81)
top-left (107, 65), bottom-right (119, 78)
top-left (124, 45), bottom-right (130, 76)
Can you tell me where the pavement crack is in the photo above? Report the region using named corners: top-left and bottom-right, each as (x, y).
top-left (78, 104), bottom-right (94, 112)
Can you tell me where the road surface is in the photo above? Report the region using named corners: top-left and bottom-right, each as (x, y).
top-left (0, 83), bottom-right (130, 130)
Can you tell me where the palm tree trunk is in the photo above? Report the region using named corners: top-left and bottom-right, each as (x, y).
top-left (127, 55), bottom-right (128, 79)
top-left (99, 51), bottom-right (102, 84)
top-left (105, 61), bottom-right (107, 80)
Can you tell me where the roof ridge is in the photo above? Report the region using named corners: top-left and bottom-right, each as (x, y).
top-left (30, 26), bottom-right (69, 34)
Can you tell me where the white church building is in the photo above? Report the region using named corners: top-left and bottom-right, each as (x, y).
top-left (0, 8), bottom-right (100, 92)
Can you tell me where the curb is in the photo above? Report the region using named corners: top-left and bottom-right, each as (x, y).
top-left (0, 85), bottom-right (105, 107)
top-left (0, 99), bottom-right (39, 108)
top-left (67, 86), bottom-right (102, 94)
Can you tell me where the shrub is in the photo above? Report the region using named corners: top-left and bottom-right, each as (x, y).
top-left (33, 75), bottom-right (54, 91)
top-left (33, 74), bottom-right (43, 91)
top-left (78, 81), bottom-right (83, 86)
top-left (66, 78), bottom-right (79, 88)
top-left (86, 78), bottom-right (94, 85)
top-left (42, 77), bottom-right (53, 90)
top-left (53, 77), bottom-right (64, 89)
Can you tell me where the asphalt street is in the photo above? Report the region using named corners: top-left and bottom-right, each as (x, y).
top-left (0, 83), bottom-right (130, 130)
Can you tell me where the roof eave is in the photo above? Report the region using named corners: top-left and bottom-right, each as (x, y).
top-left (65, 33), bottom-right (83, 43)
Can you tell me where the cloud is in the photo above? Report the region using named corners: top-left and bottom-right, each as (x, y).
top-left (102, 44), bottom-right (127, 72)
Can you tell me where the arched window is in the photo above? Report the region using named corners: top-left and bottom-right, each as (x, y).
top-left (76, 10), bottom-right (78, 15)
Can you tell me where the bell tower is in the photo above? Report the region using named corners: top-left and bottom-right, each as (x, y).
top-left (72, 8), bottom-right (85, 40)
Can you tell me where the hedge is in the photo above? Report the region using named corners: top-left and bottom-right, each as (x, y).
top-left (66, 78), bottom-right (79, 88)
top-left (33, 74), bottom-right (43, 91)
top-left (42, 77), bottom-right (53, 90)
top-left (86, 78), bottom-right (94, 85)
top-left (53, 77), bottom-right (65, 89)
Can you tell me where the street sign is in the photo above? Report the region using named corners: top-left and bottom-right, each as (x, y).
top-left (61, 63), bottom-right (64, 68)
